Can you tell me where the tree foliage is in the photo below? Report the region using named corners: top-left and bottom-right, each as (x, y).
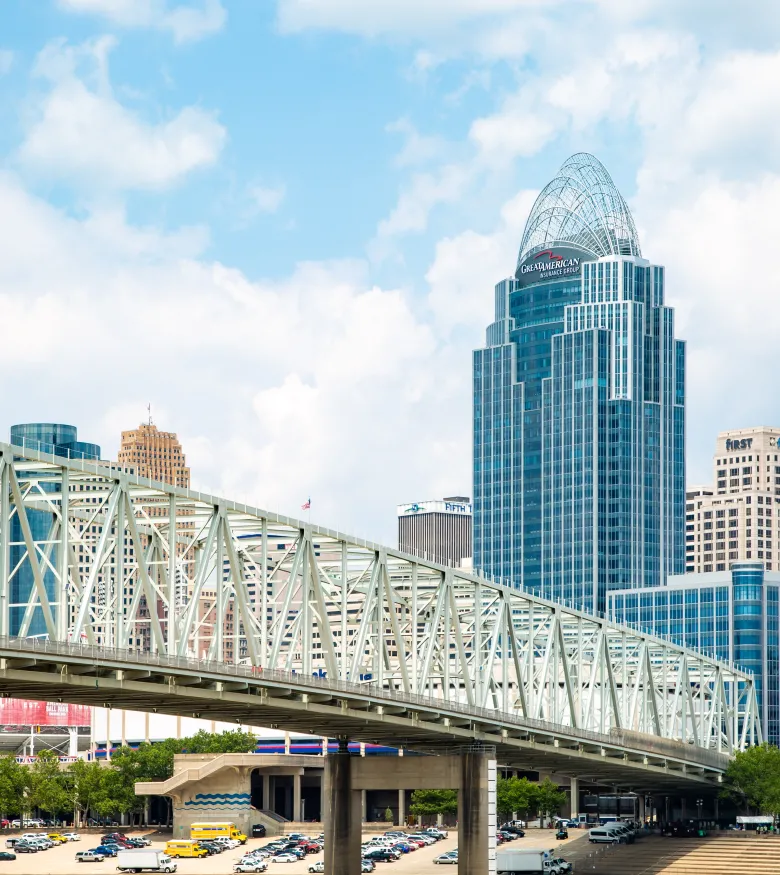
top-left (409, 789), bottom-right (458, 816)
top-left (496, 777), bottom-right (538, 818)
top-left (0, 729), bottom-right (258, 824)
top-left (723, 744), bottom-right (780, 816)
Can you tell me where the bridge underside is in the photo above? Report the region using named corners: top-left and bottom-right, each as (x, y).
top-left (0, 442), bottom-right (762, 792)
top-left (0, 644), bottom-right (728, 793)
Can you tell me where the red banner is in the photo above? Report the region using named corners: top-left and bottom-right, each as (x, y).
top-left (0, 700), bottom-right (90, 726)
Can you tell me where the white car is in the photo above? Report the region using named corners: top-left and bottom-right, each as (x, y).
top-left (214, 837), bottom-right (240, 850)
top-left (434, 851), bottom-right (458, 864)
top-left (272, 853), bottom-right (299, 862)
top-left (75, 851), bottom-right (105, 863)
top-left (234, 863), bottom-right (268, 873)
top-left (308, 863), bottom-right (325, 874)
top-left (62, 833), bottom-right (81, 842)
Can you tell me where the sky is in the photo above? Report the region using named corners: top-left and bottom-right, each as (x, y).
top-left (1, 0), bottom-right (780, 544)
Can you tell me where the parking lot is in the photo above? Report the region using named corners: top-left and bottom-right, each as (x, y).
top-left (0, 829), bottom-right (581, 873)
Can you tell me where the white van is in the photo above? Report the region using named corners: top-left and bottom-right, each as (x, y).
top-left (604, 823), bottom-right (633, 843)
top-left (589, 828), bottom-right (620, 844)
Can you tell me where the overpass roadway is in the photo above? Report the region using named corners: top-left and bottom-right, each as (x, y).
top-left (0, 441), bottom-right (762, 795)
top-left (0, 635), bottom-right (733, 793)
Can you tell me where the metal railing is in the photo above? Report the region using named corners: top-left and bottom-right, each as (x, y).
top-left (0, 635), bottom-right (728, 771)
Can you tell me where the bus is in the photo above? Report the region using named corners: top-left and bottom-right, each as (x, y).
top-left (190, 822), bottom-right (247, 845)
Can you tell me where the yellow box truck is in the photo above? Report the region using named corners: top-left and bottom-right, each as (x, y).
top-left (190, 822), bottom-right (247, 845)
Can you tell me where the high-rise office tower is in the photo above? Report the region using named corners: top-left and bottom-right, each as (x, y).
top-left (473, 153), bottom-right (685, 614)
top-left (685, 427), bottom-right (780, 573)
top-left (117, 422), bottom-right (190, 487)
top-left (9, 423), bottom-right (101, 636)
top-left (397, 497), bottom-right (472, 567)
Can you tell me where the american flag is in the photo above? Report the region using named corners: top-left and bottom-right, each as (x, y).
top-left (301, 498), bottom-right (311, 510)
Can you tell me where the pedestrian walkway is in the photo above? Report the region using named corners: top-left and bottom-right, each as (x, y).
top-left (570, 833), bottom-right (780, 874)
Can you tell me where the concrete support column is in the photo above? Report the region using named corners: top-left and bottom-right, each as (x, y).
top-left (664, 797), bottom-right (670, 823)
top-left (680, 798), bottom-right (686, 820)
top-left (319, 773), bottom-right (324, 823)
top-left (361, 790), bottom-right (367, 822)
top-left (293, 772), bottom-right (302, 822)
top-left (398, 789), bottom-right (405, 827)
top-left (457, 750), bottom-right (496, 875)
top-left (262, 774), bottom-right (271, 811)
top-left (569, 777), bottom-right (579, 819)
top-left (323, 742), bottom-right (361, 875)
top-left (638, 796), bottom-right (645, 824)
top-left (714, 796), bottom-right (719, 822)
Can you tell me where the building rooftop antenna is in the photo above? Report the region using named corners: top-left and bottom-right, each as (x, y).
top-left (147, 403), bottom-right (154, 427)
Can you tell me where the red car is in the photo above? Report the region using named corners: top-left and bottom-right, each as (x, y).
top-left (299, 843), bottom-right (321, 854)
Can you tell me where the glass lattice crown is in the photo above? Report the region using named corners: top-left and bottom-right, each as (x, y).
top-left (516, 153), bottom-right (641, 270)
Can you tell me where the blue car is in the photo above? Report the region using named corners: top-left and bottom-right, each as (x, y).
top-left (91, 845), bottom-right (118, 857)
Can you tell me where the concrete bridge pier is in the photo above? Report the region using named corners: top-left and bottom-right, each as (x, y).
top-left (323, 743), bottom-right (496, 875)
top-left (323, 739), bottom-right (361, 875)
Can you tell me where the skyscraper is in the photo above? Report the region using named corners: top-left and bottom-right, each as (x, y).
top-left (117, 422), bottom-right (190, 487)
top-left (9, 423), bottom-right (101, 636)
top-left (473, 153), bottom-right (685, 614)
top-left (397, 496), bottom-right (472, 567)
top-left (685, 427), bottom-right (780, 573)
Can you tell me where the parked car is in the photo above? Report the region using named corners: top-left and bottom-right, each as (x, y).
top-left (233, 863), bottom-right (268, 873)
top-left (308, 863), bottom-right (325, 874)
top-left (76, 851), bottom-right (105, 863)
top-left (272, 853), bottom-right (300, 863)
top-left (12, 843), bottom-right (36, 854)
top-left (62, 833), bottom-right (81, 841)
top-left (434, 851), bottom-right (459, 864)
top-left (0, 852), bottom-right (15, 861)
top-left (92, 845), bottom-right (118, 857)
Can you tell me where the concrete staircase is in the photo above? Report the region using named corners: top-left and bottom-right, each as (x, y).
top-left (135, 753), bottom-right (260, 797)
top-left (571, 834), bottom-right (780, 875)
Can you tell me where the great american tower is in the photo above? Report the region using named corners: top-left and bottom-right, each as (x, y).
top-left (472, 153), bottom-right (685, 614)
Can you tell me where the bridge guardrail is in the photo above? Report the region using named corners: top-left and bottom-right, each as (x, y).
top-left (0, 634), bottom-right (730, 771)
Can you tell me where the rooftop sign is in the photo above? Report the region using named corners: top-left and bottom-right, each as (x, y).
top-left (397, 500), bottom-right (472, 517)
top-left (515, 245), bottom-right (590, 287)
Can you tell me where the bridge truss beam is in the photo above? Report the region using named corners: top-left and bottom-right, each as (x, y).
top-left (0, 442), bottom-right (762, 783)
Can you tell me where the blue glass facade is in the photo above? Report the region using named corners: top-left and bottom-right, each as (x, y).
top-left (473, 156), bottom-right (685, 614)
top-left (9, 423), bottom-right (100, 637)
top-left (609, 563), bottom-right (780, 745)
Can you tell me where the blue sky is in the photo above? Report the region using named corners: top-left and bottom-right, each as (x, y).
top-left (1, 0), bottom-right (780, 542)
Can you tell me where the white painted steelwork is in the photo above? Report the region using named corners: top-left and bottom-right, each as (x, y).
top-left (0, 442), bottom-right (761, 768)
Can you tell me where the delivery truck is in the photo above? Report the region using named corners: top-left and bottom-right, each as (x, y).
top-left (116, 848), bottom-right (178, 873)
top-left (496, 848), bottom-right (564, 875)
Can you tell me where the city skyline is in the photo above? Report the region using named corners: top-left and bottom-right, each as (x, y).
top-left (0, 2), bottom-right (779, 545)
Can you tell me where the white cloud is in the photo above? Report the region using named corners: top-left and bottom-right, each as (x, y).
top-left (0, 172), bottom-right (472, 543)
top-left (246, 183), bottom-right (286, 215)
top-left (58, 0), bottom-right (227, 44)
top-left (370, 165), bottom-right (469, 259)
top-left (277, 0), bottom-right (551, 38)
top-left (19, 37), bottom-right (226, 190)
top-left (386, 118), bottom-right (446, 168)
top-left (0, 50), bottom-right (13, 75)
top-left (426, 189), bottom-right (537, 335)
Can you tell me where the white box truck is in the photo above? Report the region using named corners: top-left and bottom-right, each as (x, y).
top-left (116, 849), bottom-right (177, 873)
top-left (496, 848), bottom-right (562, 875)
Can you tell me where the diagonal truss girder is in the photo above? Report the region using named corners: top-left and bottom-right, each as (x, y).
top-left (0, 442), bottom-right (761, 755)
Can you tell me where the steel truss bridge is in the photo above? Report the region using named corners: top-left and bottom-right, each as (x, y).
top-left (0, 443), bottom-right (761, 792)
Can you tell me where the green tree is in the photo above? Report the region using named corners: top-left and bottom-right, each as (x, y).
top-left (29, 751), bottom-right (68, 819)
top-left (384, 807), bottom-right (394, 823)
top-left (65, 760), bottom-right (108, 828)
top-left (533, 778), bottom-right (567, 826)
top-left (723, 744), bottom-right (780, 816)
top-left (497, 777), bottom-right (539, 819)
top-left (409, 789), bottom-right (458, 817)
top-left (0, 755), bottom-right (28, 818)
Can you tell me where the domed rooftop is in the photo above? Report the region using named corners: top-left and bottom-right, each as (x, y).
top-left (516, 153), bottom-right (641, 272)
